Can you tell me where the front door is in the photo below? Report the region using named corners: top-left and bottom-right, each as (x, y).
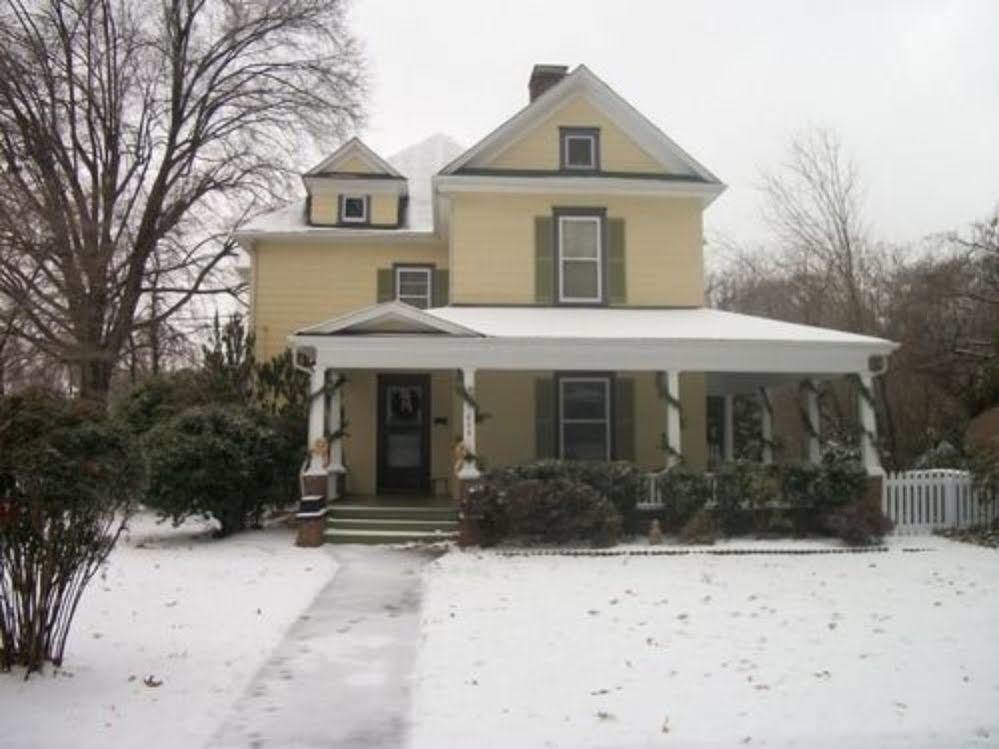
top-left (377, 374), bottom-right (431, 493)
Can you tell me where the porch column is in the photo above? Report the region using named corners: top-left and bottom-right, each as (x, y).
top-left (297, 362), bottom-right (329, 548)
top-left (327, 370), bottom-right (346, 499)
top-left (664, 370), bottom-right (682, 468)
top-left (758, 387), bottom-right (774, 464)
top-left (804, 379), bottom-right (821, 464)
top-left (305, 365), bottom-right (327, 476)
top-left (457, 367), bottom-right (481, 480)
top-left (723, 394), bottom-right (735, 462)
top-left (857, 372), bottom-right (883, 476)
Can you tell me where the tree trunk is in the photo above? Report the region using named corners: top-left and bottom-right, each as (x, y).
top-left (78, 358), bottom-right (115, 405)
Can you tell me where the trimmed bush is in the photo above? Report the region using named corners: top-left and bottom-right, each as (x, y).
top-left (0, 389), bottom-right (142, 673)
top-left (654, 466), bottom-right (712, 531)
top-left (679, 508), bottom-right (717, 545)
top-left (781, 460), bottom-right (867, 534)
top-left (824, 500), bottom-right (894, 545)
top-left (486, 460), bottom-right (644, 533)
top-left (142, 405), bottom-right (287, 537)
top-left (713, 461), bottom-right (779, 535)
top-left (468, 477), bottom-right (621, 548)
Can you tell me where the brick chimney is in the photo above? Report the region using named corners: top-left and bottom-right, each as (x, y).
top-left (528, 64), bottom-right (568, 102)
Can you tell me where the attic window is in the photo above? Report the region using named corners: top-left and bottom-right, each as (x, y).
top-left (560, 127), bottom-right (599, 171)
top-left (340, 195), bottom-right (368, 224)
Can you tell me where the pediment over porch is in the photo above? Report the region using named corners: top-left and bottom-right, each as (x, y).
top-left (294, 301), bottom-right (483, 337)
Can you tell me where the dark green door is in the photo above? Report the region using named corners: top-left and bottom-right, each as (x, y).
top-left (377, 374), bottom-right (431, 493)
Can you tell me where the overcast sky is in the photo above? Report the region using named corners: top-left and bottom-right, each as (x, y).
top-left (347, 0), bottom-right (998, 249)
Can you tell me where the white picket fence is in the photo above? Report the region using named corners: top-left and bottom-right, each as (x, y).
top-left (882, 469), bottom-right (997, 536)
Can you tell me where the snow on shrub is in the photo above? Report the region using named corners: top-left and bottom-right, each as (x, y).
top-left (0, 388), bottom-right (141, 674)
top-left (468, 477), bottom-right (621, 548)
top-left (142, 405), bottom-right (286, 537)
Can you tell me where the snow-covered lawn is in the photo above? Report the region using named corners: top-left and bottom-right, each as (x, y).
top-left (0, 513), bottom-right (336, 749)
top-left (409, 539), bottom-right (999, 748)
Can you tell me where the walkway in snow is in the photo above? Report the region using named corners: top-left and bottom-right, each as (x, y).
top-left (212, 545), bottom-right (438, 749)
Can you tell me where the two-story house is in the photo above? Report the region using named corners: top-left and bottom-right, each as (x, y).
top-left (235, 64), bottom-right (897, 545)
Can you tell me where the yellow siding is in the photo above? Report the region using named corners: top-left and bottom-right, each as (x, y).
top-left (308, 193), bottom-right (398, 226)
top-left (450, 192), bottom-right (703, 306)
top-left (335, 154), bottom-right (380, 173)
top-left (252, 240), bottom-right (447, 359)
top-left (487, 95), bottom-right (664, 173)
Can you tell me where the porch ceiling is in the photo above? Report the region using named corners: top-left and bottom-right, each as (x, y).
top-left (290, 304), bottom-right (898, 376)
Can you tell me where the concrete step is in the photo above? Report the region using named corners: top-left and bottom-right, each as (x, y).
top-left (329, 517), bottom-right (459, 533)
top-left (328, 504), bottom-right (457, 522)
top-left (324, 528), bottom-right (457, 545)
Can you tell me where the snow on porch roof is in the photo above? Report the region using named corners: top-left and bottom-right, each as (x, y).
top-left (425, 306), bottom-right (896, 350)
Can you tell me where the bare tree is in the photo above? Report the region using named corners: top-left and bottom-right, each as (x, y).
top-left (0, 0), bottom-right (365, 402)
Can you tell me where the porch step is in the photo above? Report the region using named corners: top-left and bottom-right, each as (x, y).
top-left (328, 504), bottom-right (457, 523)
top-left (325, 503), bottom-right (459, 544)
top-left (324, 528), bottom-right (457, 545)
top-left (330, 517), bottom-right (459, 533)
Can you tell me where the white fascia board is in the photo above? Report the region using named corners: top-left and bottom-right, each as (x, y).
top-left (290, 334), bottom-right (891, 375)
top-left (434, 174), bottom-right (725, 204)
top-left (303, 176), bottom-right (407, 195)
top-left (232, 228), bottom-right (440, 245)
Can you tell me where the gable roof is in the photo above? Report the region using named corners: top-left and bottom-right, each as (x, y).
top-left (440, 65), bottom-right (721, 184)
top-left (306, 137), bottom-right (405, 178)
top-left (294, 301), bottom-right (482, 337)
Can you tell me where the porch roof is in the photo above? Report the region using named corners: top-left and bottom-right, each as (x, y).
top-left (290, 303), bottom-right (898, 380)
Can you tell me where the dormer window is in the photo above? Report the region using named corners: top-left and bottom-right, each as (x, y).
top-left (340, 195), bottom-right (369, 224)
top-left (560, 127), bottom-right (600, 171)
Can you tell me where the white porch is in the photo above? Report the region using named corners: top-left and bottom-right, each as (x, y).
top-left (289, 302), bottom-right (898, 520)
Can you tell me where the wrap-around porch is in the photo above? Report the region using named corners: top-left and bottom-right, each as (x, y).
top-left (289, 303), bottom-right (897, 544)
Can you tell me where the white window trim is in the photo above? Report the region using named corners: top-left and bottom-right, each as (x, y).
top-left (395, 266), bottom-right (433, 309)
top-left (559, 376), bottom-right (611, 460)
top-left (340, 195), bottom-right (368, 224)
top-left (558, 215), bottom-right (603, 304)
top-left (563, 133), bottom-right (596, 170)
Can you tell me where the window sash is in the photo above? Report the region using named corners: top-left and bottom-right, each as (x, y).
top-left (563, 134), bottom-right (596, 169)
top-left (559, 377), bottom-right (611, 460)
top-left (394, 267), bottom-right (432, 309)
top-left (558, 215), bottom-right (603, 303)
top-left (341, 195), bottom-right (368, 223)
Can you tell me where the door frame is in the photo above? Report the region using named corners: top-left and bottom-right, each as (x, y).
top-left (376, 373), bottom-right (432, 494)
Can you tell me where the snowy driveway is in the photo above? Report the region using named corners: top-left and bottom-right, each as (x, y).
top-left (408, 541), bottom-right (999, 748)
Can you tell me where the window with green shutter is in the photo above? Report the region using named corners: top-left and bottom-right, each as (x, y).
top-left (608, 218), bottom-right (626, 305)
top-left (534, 376), bottom-right (555, 458)
top-left (376, 268), bottom-right (394, 303)
top-left (534, 216), bottom-right (554, 303)
top-left (614, 377), bottom-right (635, 461)
top-left (432, 269), bottom-right (449, 307)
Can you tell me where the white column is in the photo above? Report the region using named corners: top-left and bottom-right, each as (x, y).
top-left (327, 371), bottom-right (346, 499)
top-left (458, 367), bottom-right (481, 480)
top-left (305, 365), bottom-right (327, 477)
top-left (758, 387), bottom-right (774, 464)
top-left (664, 371), bottom-right (682, 468)
top-left (723, 394), bottom-right (735, 462)
top-left (805, 379), bottom-right (821, 464)
top-left (857, 372), bottom-right (883, 476)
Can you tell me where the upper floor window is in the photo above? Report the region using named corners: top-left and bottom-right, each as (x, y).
top-left (340, 195), bottom-right (368, 224)
top-left (560, 127), bottom-right (600, 171)
top-left (557, 211), bottom-right (604, 303)
top-left (395, 266), bottom-right (433, 309)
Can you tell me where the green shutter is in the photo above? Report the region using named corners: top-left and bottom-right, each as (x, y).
top-left (614, 376), bottom-right (635, 461)
top-left (608, 218), bottom-right (626, 305)
top-left (432, 269), bottom-right (449, 307)
top-left (376, 268), bottom-right (394, 303)
top-left (535, 376), bottom-right (556, 458)
top-left (535, 216), bottom-right (555, 304)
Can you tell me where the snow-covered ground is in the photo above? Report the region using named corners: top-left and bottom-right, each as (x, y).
top-left (0, 513), bottom-right (336, 749)
top-left (409, 539), bottom-right (999, 748)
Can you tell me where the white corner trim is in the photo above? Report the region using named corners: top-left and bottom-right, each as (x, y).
top-left (306, 137), bottom-right (404, 178)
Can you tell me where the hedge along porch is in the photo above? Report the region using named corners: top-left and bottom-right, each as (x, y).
top-left (289, 302), bottom-right (898, 545)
